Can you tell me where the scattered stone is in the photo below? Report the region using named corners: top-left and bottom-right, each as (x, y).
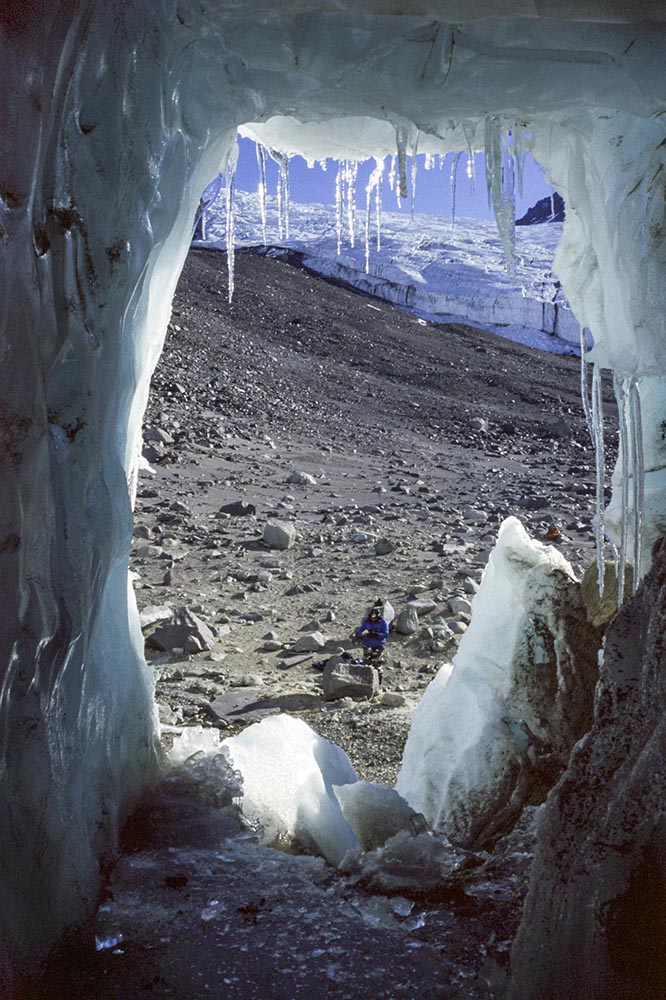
top-left (263, 521), bottom-right (296, 550)
top-left (375, 538), bottom-right (395, 556)
top-left (462, 576), bottom-right (479, 595)
top-left (448, 620), bottom-right (468, 635)
top-left (277, 653), bottom-right (313, 670)
top-left (462, 507), bottom-right (488, 525)
top-left (448, 596), bottom-right (472, 616)
top-left (144, 426), bottom-right (175, 446)
top-left (207, 689), bottom-right (279, 725)
top-left (146, 609), bottom-right (216, 653)
top-left (322, 656), bottom-right (379, 701)
top-left (230, 674), bottom-right (264, 688)
top-left (395, 606), bottom-right (419, 635)
top-left (406, 598), bottom-right (437, 615)
top-left (380, 692), bottom-right (407, 708)
top-left (287, 470), bottom-right (317, 486)
top-left (139, 603), bottom-right (173, 630)
top-left (262, 640), bottom-right (283, 652)
top-left (293, 632), bottom-right (326, 652)
top-left (219, 501), bottom-right (256, 517)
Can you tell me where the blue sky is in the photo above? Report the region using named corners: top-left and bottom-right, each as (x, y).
top-left (233, 136), bottom-right (554, 221)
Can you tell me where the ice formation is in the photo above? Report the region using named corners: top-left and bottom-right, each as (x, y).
top-left (397, 517), bottom-right (600, 848)
top-left (222, 715), bottom-right (359, 866)
top-left (2, 2), bottom-right (666, 992)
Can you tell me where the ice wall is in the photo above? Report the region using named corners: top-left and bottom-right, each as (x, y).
top-left (397, 518), bottom-right (599, 849)
top-left (509, 536), bottom-right (666, 999)
top-left (1, 0), bottom-right (666, 988)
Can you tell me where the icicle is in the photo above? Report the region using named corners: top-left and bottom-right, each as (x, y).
top-left (614, 374), bottom-right (631, 608)
top-left (450, 151), bottom-right (463, 227)
top-left (256, 144), bottom-right (267, 245)
top-left (424, 153), bottom-right (435, 170)
top-left (395, 126), bottom-right (409, 202)
top-left (345, 160), bottom-right (358, 248)
top-left (550, 193), bottom-right (556, 222)
top-left (364, 158), bottom-right (384, 273)
top-left (375, 160), bottom-right (383, 252)
top-left (630, 379), bottom-right (644, 591)
top-left (484, 116), bottom-right (517, 275)
top-left (267, 149), bottom-right (290, 241)
top-left (462, 122), bottom-right (476, 195)
top-left (225, 163), bottom-right (236, 303)
top-left (388, 155), bottom-right (396, 192)
top-left (580, 327), bottom-right (595, 443)
top-left (410, 132), bottom-right (419, 217)
top-left (591, 365), bottom-right (606, 597)
top-left (335, 160), bottom-right (343, 256)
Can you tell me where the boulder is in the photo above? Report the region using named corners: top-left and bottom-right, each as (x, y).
top-left (287, 470), bottom-right (317, 486)
top-left (146, 608), bottom-right (216, 653)
top-left (293, 631), bottom-right (326, 652)
top-left (448, 596), bottom-right (472, 616)
top-left (219, 500), bottom-right (256, 517)
top-left (263, 521), bottom-right (296, 550)
top-left (395, 606), bottom-right (419, 635)
top-left (322, 657), bottom-right (379, 701)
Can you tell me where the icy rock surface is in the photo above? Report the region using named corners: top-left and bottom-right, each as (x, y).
top-left (510, 536), bottom-right (666, 1000)
top-left (2, 0), bottom-right (666, 984)
top-left (333, 780), bottom-right (421, 851)
top-left (223, 715), bottom-right (359, 865)
top-left (397, 517), bottom-right (600, 849)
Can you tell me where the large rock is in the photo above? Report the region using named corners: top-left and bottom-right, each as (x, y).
top-left (293, 631), bottom-right (326, 652)
top-left (287, 469), bottom-right (317, 486)
top-left (219, 500), bottom-right (256, 517)
top-left (510, 537), bottom-right (666, 1000)
top-left (263, 520), bottom-right (296, 550)
top-left (395, 606), bottom-right (419, 635)
top-left (145, 608), bottom-right (215, 653)
top-left (322, 657), bottom-right (379, 701)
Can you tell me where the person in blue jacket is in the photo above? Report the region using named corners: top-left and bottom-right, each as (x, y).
top-left (356, 599), bottom-right (389, 677)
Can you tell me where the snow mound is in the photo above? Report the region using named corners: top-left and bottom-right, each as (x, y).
top-left (223, 715), bottom-right (359, 865)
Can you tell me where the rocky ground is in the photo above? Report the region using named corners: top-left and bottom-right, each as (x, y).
top-left (135, 246), bottom-right (616, 784)
top-left (32, 246), bottom-right (619, 1000)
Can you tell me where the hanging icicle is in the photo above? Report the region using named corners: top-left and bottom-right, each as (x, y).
top-left (267, 149), bottom-right (291, 241)
top-left (410, 132), bottom-right (419, 218)
top-left (580, 326), bottom-right (595, 442)
top-left (395, 126), bottom-right (409, 202)
top-left (335, 161), bottom-right (343, 256)
top-left (630, 379), bottom-right (644, 591)
top-left (344, 160), bottom-right (358, 249)
top-left (462, 122), bottom-right (476, 195)
top-left (388, 155), bottom-right (396, 193)
top-left (364, 158), bottom-right (385, 273)
top-left (614, 374), bottom-right (631, 608)
top-left (450, 151), bottom-right (463, 227)
top-left (591, 365), bottom-right (606, 597)
top-left (484, 116), bottom-right (517, 275)
top-left (256, 144), bottom-right (267, 246)
top-left (225, 163), bottom-right (236, 303)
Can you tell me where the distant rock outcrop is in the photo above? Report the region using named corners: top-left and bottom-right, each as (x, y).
top-left (516, 192), bottom-right (565, 225)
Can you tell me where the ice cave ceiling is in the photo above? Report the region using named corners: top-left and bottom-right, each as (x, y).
top-left (1, 0), bottom-right (666, 995)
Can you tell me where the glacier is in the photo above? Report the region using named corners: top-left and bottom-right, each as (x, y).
top-left (2, 2), bottom-right (666, 996)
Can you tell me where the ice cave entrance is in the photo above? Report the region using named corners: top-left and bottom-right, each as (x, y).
top-left (2, 7), bottom-right (666, 999)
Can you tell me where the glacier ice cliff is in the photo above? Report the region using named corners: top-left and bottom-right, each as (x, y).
top-left (1, 1), bottom-right (666, 994)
